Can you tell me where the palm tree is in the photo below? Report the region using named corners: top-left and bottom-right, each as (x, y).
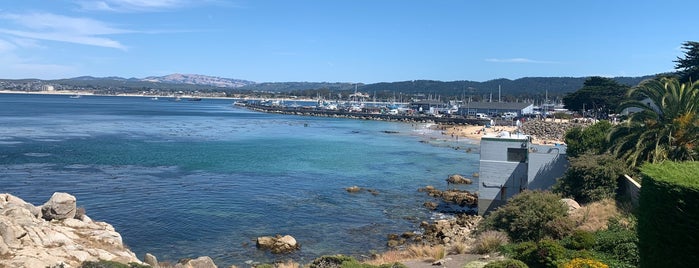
top-left (609, 77), bottom-right (699, 167)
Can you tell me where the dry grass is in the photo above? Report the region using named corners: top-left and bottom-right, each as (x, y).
top-left (365, 244), bottom-right (446, 265)
top-left (450, 242), bottom-right (469, 254)
top-left (275, 260), bottom-right (300, 268)
top-left (568, 198), bottom-right (621, 231)
top-left (472, 231), bottom-right (509, 254)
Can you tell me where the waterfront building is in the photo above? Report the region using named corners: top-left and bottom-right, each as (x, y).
top-left (478, 131), bottom-right (568, 215)
top-left (458, 102), bottom-right (534, 117)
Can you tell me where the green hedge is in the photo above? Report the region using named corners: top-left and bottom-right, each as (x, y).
top-left (638, 161), bottom-right (699, 268)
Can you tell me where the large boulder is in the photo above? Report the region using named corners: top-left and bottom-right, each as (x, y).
top-left (0, 192), bottom-right (141, 268)
top-left (41, 192), bottom-right (77, 221)
top-left (561, 198), bottom-right (581, 212)
top-left (174, 256), bottom-right (217, 268)
top-left (256, 234), bottom-right (300, 254)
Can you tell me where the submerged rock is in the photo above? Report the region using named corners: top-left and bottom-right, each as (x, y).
top-left (256, 234), bottom-right (300, 254)
top-left (345, 186), bottom-right (361, 193)
top-left (446, 174), bottom-right (472, 184)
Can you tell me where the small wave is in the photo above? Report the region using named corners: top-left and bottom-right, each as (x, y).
top-left (23, 152), bottom-right (51, 157)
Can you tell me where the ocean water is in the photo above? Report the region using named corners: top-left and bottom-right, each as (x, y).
top-left (0, 94), bottom-right (479, 266)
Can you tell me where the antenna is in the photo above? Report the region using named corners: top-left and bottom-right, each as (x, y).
top-left (498, 85), bottom-right (501, 102)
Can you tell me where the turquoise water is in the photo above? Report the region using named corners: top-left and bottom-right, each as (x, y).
top-left (0, 94), bottom-right (479, 266)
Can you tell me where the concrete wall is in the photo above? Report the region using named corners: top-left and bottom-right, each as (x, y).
top-left (620, 174), bottom-right (641, 206)
top-left (479, 137), bottom-right (530, 215)
top-left (527, 145), bottom-right (568, 190)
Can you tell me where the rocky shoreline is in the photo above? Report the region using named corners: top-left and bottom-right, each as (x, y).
top-left (2, 178), bottom-right (484, 268)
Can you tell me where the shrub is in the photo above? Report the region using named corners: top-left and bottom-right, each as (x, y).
top-left (480, 190), bottom-right (568, 242)
top-left (638, 162), bottom-right (699, 268)
top-left (553, 153), bottom-right (628, 204)
top-left (500, 241), bottom-right (537, 264)
top-left (560, 258), bottom-right (608, 268)
top-left (501, 240), bottom-right (566, 268)
top-left (310, 255), bottom-right (407, 268)
top-left (530, 239), bottom-right (566, 268)
top-left (562, 230), bottom-right (596, 250)
top-left (564, 121), bottom-right (612, 158)
top-left (473, 231), bottom-right (510, 254)
top-left (593, 228), bottom-right (638, 267)
top-left (542, 217), bottom-right (576, 240)
top-left (483, 259), bottom-right (528, 268)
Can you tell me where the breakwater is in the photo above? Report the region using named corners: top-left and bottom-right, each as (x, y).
top-left (242, 103), bottom-right (489, 125)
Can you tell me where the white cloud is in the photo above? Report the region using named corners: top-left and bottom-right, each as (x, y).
top-left (485, 58), bottom-right (557, 64)
top-left (0, 12), bottom-right (129, 50)
top-left (0, 52), bottom-right (78, 79)
top-left (76, 0), bottom-right (189, 12)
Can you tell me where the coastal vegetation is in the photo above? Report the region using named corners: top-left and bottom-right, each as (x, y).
top-left (637, 162), bottom-right (699, 267)
top-left (553, 153), bottom-right (629, 204)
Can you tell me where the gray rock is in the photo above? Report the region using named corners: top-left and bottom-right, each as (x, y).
top-left (256, 234), bottom-right (300, 254)
top-left (41, 192), bottom-right (77, 221)
top-left (561, 198), bottom-right (581, 212)
top-left (446, 174), bottom-right (472, 184)
top-left (175, 256), bottom-right (217, 268)
top-left (145, 253), bottom-right (158, 267)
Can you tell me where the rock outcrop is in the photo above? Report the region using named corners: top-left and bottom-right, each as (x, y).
top-left (174, 256), bottom-right (218, 268)
top-left (0, 192), bottom-right (141, 268)
top-left (446, 174), bottom-right (472, 184)
top-left (419, 186), bottom-right (478, 208)
top-left (387, 214), bottom-right (482, 249)
top-left (256, 234), bottom-right (300, 254)
top-left (41, 192), bottom-right (77, 221)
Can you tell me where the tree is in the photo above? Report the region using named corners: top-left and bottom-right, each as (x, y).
top-left (675, 41), bottom-right (699, 83)
top-left (562, 77), bottom-right (629, 118)
top-left (608, 77), bottom-right (699, 167)
top-left (564, 120), bottom-right (613, 158)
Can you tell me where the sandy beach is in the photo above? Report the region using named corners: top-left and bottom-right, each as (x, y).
top-left (434, 123), bottom-right (565, 145)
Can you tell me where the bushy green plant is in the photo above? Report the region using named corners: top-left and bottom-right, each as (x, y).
top-left (309, 255), bottom-right (406, 268)
top-left (553, 153), bottom-right (628, 204)
top-left (483, 259), bottom-right (528, 268)
top-left (561, 230), bottom-right (596, 250)
top-left (501, 240), bottom-right (566, 268)
top-left (473, 231), bottom-right (510, 254)
top-left (480, 190), bottom-right (568, 242)
top-left (531, 239), bottom-right (566, 268)
top-left (638, 161), bottom-right (699, 267)
top-left (593, 228), bottom-right (638, 267)
top-left (564, 121), bottom-right (612, 158)
top-left (542, 217), bottom-right (576, 240)
top-left (500, 241), bottom-right (537, 264)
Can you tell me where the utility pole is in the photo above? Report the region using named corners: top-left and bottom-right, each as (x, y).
top-left (498, 85), bottom-right (501, 102)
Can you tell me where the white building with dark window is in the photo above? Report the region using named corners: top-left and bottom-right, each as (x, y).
top-left (478, 132), bottom-right (568, 215)
top-left (458, 102), bottom-right (534, 117)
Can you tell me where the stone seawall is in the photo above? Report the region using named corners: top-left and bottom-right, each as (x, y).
top-left (242, 104), bottom-right (489, 125)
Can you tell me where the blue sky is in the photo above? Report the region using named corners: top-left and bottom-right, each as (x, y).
top-left (0, 0), bottom-right (696, 83)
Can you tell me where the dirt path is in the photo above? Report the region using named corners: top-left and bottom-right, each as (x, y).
top-left (401, 254), bottom-right (487, 268)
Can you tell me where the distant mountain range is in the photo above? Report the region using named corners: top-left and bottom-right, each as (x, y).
top-left (0, 73), bottom-right (663, 99)
top-left (140, 73), bottom-right (255, 88)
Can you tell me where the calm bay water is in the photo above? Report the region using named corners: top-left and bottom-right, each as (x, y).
top-left (0, 93), bottom-right (479, 266)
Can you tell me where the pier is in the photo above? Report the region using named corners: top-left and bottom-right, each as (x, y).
top-left (241, 103), bottom-right (490, 125)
